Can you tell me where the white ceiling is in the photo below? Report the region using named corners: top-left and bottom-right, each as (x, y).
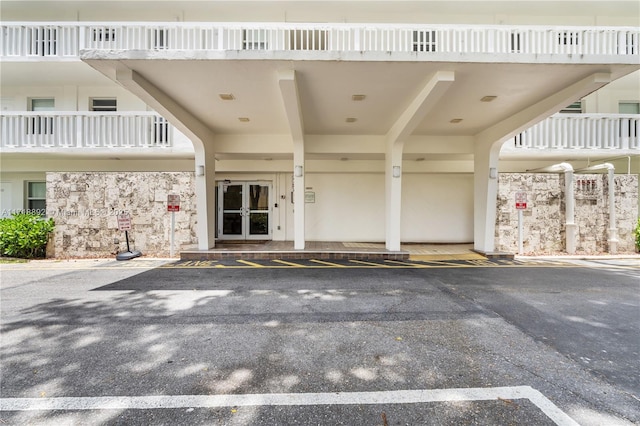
top-left (112, 58), bottom-right (637, 137)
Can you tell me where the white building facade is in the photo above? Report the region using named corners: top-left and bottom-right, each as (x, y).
top-left (1, 0), bottom-right (639, 257)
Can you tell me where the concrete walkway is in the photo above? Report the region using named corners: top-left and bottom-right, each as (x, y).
top-left (180, 241), bottom-right (486, 261)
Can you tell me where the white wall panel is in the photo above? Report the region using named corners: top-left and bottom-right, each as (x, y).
top-left (304, 173), bottom-right (385, 242)
top-left (401, 174), bottom-right (474, 242)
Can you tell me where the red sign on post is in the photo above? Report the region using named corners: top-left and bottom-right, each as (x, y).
top-left (167, 194), bottom-right (180, 212)
top-left (117, 213), bottom-right (132, 231)
top-left (515, 191), bottom-right (527, 210)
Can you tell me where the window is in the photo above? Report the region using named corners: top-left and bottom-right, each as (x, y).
top-left (413, 30), bottom-right (436, 52)
top-left (27, 98), bottom-right (54, 135)
top-left (243, 29), bottom-right (268, 50)
top-left (619, 102), bottom-right (640, 114)
top-left (26, 181), bottom-right (46, 214)
top-left (90, 98), bottom-right (117, 112)
top-left (559, 101), bottom-right (583, 114)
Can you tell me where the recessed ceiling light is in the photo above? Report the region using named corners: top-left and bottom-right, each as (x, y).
top-left (480, 96), bottom-right (497, 102)
top-left (219, 94), bottom-right (235, 101)
top-left (352, 94), bottom-right (366, 101)
top-left (450, 118), bottom-right (463, 123)
top-left (238, 117), bottom-right (250, 122)
top-left (345, 117), bottom-right (357, 123)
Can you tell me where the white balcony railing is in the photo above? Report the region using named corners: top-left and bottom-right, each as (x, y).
top-left (513, 114), bottom-right (640, 150)
top-left (0, 112), bottom-right (173, 149)
top-left (1, 22), bottom-right (638, 58)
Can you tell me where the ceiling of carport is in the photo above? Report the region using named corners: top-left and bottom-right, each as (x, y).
top-left (117, 58), bottom-right (637, 138)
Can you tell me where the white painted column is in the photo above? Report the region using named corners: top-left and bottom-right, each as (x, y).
top-left (382, 71), bottom-right (455, 252)
top-left (293, 141), bottom-right (305, 250)
top-left (193, 141), bottom-right (217, 250)
top-left (277, 70), bottom-right (306, 250)
top-left (385, 143), bottom-right (403, 251)
top-left (473, 144), bottom-right (501, 254)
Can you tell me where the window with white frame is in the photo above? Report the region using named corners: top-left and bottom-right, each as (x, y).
top-left (27, 98), bottom-right (54, 135)
top-left (26, 181), bottom-right (46, 214)
top-left (90, 98), bottom-right (117, 112)
top-left (619, 101), bottom-right (640, 114)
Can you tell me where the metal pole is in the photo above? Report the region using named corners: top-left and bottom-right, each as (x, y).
top-left (170, 211), bottom-right (175, 258)
top-left (518, 210), bottom-right (523, 255)
top-left (125, 230), bottom-right (131, 253)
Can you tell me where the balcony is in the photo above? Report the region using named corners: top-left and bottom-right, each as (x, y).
top-left (1, 22), bottom-right (638, 60)
top-left (2, 112), bottom-right (637, 155)
top-left (0, 112), bottom-right (175, 150)
top-left (510, 114), bottom-right (639, 151)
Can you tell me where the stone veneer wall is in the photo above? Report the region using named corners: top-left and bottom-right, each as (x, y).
top-left (46, 172), bottom-right (197, 258)
top-left (44, 171), bottom-right (638, 257)
top-left (496, 173), bottom-right (638, 254)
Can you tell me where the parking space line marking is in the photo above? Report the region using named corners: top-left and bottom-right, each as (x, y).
top-left (420, 260), bottom-right (472, 267)
top-left (309, 259), bottom-right (346, 267)
top-left (236, 260), bottom-right (265, 268)
top-left (348, 260), bottom-right (390, 267)
top-left (272, 259), bottom-right (306, 267)
top-left (0, 386), bottom-right (578, 425)
top-left (384, 260), bottom-right (427, 268)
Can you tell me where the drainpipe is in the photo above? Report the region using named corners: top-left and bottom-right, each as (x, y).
top-left (576, 163), bottom-right (617, 254)
top-left (535, 163), bottom-right (576, 254)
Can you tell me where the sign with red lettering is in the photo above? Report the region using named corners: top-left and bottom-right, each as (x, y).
top-left (167, 194), bottom-right (180, 212)
top-left (117, 213), bottom-right (132, 231)
top-left (515, 191), bottom-right (527, 210)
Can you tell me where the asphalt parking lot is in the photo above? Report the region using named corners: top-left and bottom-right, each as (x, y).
top-left (1, 257), bottom-right (638, 425)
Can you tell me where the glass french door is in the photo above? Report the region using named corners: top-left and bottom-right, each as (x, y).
top-left (218, 182), bottom-right (271, 240)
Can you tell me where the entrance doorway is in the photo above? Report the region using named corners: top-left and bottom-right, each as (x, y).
top-left (217, 181), bottom-right (271, 240)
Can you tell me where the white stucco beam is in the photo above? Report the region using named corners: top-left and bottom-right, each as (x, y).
top-left (475, 72), bottom-right (612, 151)
top-left (404, 136), bottom-right (474, 154)
top-left (386, 71), bottom-right (455, 146)
top-left (114, 64), bottom-right (215, 149)
top-left (213, 135), bottom-right (293, 154)
top-left (278, 70), bottom-right (305, 144)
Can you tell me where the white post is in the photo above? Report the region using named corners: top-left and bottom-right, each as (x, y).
top-left (293, 143), bottom-right (305, 250)
top-left (385, 143), bottom-right (403, 252)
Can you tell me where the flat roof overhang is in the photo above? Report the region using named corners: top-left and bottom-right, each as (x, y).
top-left (78, 49), bottom-right (639, 163)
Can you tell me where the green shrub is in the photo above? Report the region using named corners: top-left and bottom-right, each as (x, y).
top-left (0, 213), bottom-right (55, 259)
top-left (635, 218), bottom-right (640, 252)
